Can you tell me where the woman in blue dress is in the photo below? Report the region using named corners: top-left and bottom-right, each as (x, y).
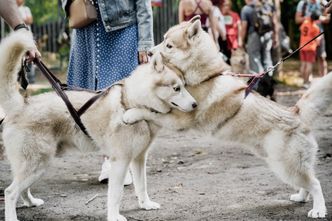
top-left (61, 0), bottom-right (154, 183)
top-left (62, 0), bottom-right (154, 90)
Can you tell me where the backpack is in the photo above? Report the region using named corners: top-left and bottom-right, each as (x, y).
top-left (252, 3), bottom-right (274, 35)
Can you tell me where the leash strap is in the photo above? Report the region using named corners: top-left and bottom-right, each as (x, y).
top-left (34, 58), bottom-right (91, 138)
top-left (33, 58), bottom-right (124, 139)
top-left (244, 31), bottom-right (325, 98)
top-left (77, 82), bottom-right (123, 116)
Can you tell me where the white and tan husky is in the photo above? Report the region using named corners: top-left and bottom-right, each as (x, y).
top-left (123, 17), bottom-right (332, 218)
top-left (0, 30), bottom-right (197, 221)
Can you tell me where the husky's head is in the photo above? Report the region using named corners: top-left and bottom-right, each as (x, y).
top-left (150, 16), bottom-right (230, 86)
top-left (149, 52), bottom-right (197, 113)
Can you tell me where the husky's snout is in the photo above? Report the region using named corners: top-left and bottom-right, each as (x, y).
top-left (149, 44), bottom-right (162, 57)
top-left (170, 89), bottom-right (197, 112)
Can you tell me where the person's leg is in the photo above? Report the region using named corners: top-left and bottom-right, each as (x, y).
top-left (316, 37), bottom-right (328, 77)
top-left (300, 61), bottom-right (306, 82)
top-left (306, 62), bottom-right (313, 82)
top-left (261, 32), bottom-right (274, 76)
top-left (247, 32), bottom-right (264, 74)
top-left (303, 61), bottom-right (312, 84)
top-left (26, 63), bottom-right (36, 84)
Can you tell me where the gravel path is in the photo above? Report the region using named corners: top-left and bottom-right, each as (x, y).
top-left (0, 85), bottom-right (331, 221)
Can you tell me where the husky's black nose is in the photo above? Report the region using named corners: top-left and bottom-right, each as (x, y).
top-left (148, 51), bottom-right (154, 57)
top-left (192, 102), bottom-right (197, 109)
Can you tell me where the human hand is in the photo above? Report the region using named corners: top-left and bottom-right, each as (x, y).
top-left (138, 51), bottom-right (149, 64)
top-left (26, 46), bottom-right (41, 63)
top-left (322, 0), bottom-right (332, 14)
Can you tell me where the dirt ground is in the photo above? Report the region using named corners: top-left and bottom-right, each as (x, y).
top-left (0, 84), bottom-right (331, 221)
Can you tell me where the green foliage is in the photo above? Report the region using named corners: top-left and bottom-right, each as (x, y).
top-left (25, 0), bottom-right (61, 25)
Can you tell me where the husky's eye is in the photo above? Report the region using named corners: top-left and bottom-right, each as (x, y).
top-left (173, 86), bottom-right (180, 92)
top-left (166, 44), bottom-right (173, 49)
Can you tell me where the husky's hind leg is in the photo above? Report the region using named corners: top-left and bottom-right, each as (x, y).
top-left (5, 165), bottom-right (46, 221)
top-left (291, 172), bottom-right (326, 218)
top-left (266, 131), bottom-right (326, 218)
top-left (4, 134), bottom-right (51, 221)
top-left (305, 176), bottom-right (326, 218)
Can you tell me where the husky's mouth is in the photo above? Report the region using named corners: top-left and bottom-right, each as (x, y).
top-left (171, 102), bottom-right (178, 107)
top-left (171, 102), bottom-right (192, 113)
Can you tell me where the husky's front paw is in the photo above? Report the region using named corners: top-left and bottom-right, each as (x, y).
top-left (139, 200), bottom-right (160, 210)
top-left (123, 108), bottom-right (143, 124)
top-left (307, 207), bottom-right (327, 218)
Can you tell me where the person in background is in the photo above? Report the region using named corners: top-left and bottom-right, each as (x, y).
top-left (222, 0), bottom-right (242, 61)
top-left (61, 0), bottom-right (154, 184)
top-left (16, 0), bottom-right (35, 84)
top-left (295, 0), bottom-right (330, 78)
top-left (207, 0), bottom-right (227, 60)
top-left (0, 0), bottom-right (40, 61)
top-left (326, 1), bottom-right (332, 13)
top-left (240, 0), bottom-right (279, 100)
top-left (178, 0), bottom-right (217, 41)
top-left (299, 11), bottom-right (321, 87)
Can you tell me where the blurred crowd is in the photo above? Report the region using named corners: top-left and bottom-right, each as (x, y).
top-left (179, 0), bottom-right (331, 97)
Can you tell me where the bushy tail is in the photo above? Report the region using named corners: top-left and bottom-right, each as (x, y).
top-left (296, 73), bottom-right (332, 125)
top-left (0, 30), bottom-right (35, 114)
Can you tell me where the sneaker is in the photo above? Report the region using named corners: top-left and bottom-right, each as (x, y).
top-left (124, 170), bottom-right (133, 186)
top-left (98, 157), bottom-right (111, 183)
top-left (98, 157), bottom-right (133, 186)
top-left (303, 83), bottom-right (310, 89)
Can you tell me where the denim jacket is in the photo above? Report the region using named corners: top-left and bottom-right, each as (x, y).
top-left (62, 0), bottom-right (154, 51)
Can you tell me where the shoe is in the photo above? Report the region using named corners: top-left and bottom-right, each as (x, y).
top-left (124, 170), bottom-right (133, 186)
top-left (303, 83), bottom-right (310, 89)
top-left (98, 157), bottom-right (111, 183)
top-left (98, 157), bottom-right (133, 186)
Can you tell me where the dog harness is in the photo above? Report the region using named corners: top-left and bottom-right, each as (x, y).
top-left (27, 58), bottom-right (123, 139)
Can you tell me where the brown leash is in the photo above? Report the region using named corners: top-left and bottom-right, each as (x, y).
top-left (32, 58), bottom-right (122, 138)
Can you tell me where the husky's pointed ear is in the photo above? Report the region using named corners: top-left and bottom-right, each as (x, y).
top-left (152, 52), bottom-right (164, 73)
top-left (186, 20), bottom-right (201, 40)
top-left (189, 15), bottom-right (201, 23)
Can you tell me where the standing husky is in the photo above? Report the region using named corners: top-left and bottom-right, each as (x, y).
top-left (124, 17), bottom-right (332, 218)
top-left (0, 30), bottom-right (197, 221)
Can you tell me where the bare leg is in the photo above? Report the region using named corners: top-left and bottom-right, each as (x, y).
top-left (131, 151), bottom-right (160, 210)
top-left (317, 57), bottom-right (327, 77)
top-left (303, 62), bottom-right (312, 84)
top-left (306, 62), bottom-right (313, 83)
top-left (300, 61), bottom-right (306, 82)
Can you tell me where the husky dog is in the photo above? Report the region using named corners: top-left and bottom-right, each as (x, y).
top-left (124, 17), bottom-right (332, 218)
top-left (0, 30), bottom-right (197, 221)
